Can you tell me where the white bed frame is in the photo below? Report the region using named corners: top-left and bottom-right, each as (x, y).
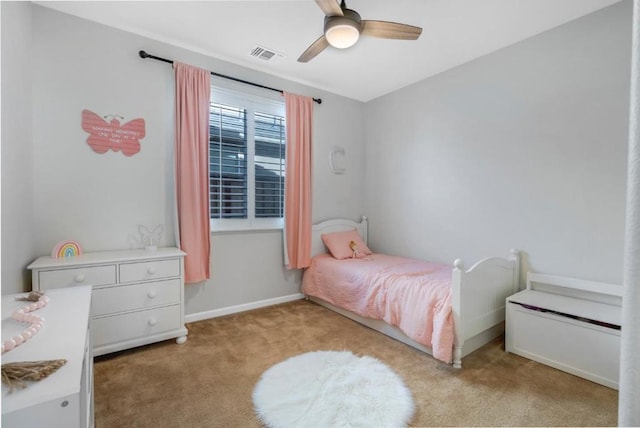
top-left (306, 216), bottom-right (520, 368)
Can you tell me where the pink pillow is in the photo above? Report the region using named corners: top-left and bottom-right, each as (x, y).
top-left (321, 229), bottom-right (372, 259)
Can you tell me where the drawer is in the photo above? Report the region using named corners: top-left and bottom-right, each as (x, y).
top-left (119, 258), bottom-right (180, 283)
top-left (92, 305), bottom-right (181, 347)
top-left (92, 279), bottom-right (181, 316)
top-left (38, 265), bottom-right (116, 290)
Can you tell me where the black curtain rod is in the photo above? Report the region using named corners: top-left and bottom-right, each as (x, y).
top-left (139, 50), bottom-right (322, 104)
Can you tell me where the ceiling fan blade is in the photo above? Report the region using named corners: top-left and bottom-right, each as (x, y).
top-left (315, 0), bottom-right (343, 17)
top-left (298, 35), bottom-right (330, 63)
top-left (360, 20), bottom-right (422, 40)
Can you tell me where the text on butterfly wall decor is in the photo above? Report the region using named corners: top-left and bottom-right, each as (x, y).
top-left (81, 109), bottom-right (146, 156)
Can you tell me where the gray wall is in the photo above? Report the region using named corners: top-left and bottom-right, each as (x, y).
top-left (363, 0), bottom-right (632, 284)
top-left (1, 1), bottom-right (35, 294)
top-left (2, 4), bottom-right (366, 317)
top-left (1, 1), bottom-right (631, 314)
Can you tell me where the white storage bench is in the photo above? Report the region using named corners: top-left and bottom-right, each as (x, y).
top-left (506, 273), bottom-right (622, 390)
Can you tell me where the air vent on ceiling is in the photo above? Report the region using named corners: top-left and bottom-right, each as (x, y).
top-left (249, 45), bottom-right (285, 63)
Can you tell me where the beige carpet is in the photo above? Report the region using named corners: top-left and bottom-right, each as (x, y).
top-left (94, 300), bottom-right (617, 427)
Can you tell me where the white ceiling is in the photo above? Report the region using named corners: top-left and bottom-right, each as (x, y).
top-left (35, 0), bottom-right (622, 102)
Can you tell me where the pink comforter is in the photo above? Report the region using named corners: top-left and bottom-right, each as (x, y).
top-left (302, 253), bottom-right (454, 363)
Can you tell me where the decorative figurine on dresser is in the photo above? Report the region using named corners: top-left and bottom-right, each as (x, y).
top-left (27, 247), bottom-right (188, 356)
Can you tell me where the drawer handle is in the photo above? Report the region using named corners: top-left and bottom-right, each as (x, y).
top-left (147, 290), bottom-right (157, 299)
top-left (148, 317), bottom-right (158, 326)
top-left (147, 267), bottom-right (157, 275)
top-left (74, 274), bottom-right (85, 283)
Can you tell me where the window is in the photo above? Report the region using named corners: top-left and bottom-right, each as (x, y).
top-left (209, 88), bottom-right (286, 231)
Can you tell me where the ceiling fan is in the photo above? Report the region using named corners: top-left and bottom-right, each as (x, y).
top-left (298, 0), bottom-right (423, 63)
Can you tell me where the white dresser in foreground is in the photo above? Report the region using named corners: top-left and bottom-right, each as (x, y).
top-left (2, 286), bottom-right (93, 428)
top-left (28, 247), bottom-right (188, 356)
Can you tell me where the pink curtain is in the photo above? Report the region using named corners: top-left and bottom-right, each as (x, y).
top-left (174, 62), bottom-right (211, 283)
top-left (284, 92), bottom-right (314, 269)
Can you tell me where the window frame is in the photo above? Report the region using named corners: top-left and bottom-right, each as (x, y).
top-left (209, 86), bottom-right (286, 232)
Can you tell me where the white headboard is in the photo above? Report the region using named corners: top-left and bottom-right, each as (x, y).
top-left (311, 216), bottom-right (369, 258)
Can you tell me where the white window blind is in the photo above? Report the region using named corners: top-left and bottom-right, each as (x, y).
top-left (209, 103), bottom-right (248, 219)
top-left (209, 88), bottom-right (285, 231)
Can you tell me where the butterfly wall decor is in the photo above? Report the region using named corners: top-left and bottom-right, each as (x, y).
top-left (81, 109), bottom-right (146, 156)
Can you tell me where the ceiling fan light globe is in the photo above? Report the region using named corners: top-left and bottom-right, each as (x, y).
top-left (326, 24), bottom-right (360, 49)
top-left (324, 10), bottom-right (361, 49)
top-left (326, 27), bottom-right (360, 49)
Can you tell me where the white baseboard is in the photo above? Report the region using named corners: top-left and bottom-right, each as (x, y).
top-left (184, 293), bottom-right (305, 324)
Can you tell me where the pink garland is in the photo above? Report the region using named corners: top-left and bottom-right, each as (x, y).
top-left (1, 293), bottom-right (49, 354)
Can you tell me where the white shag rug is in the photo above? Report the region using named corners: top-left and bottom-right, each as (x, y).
top-left (252, 351), bottom-right (414, 428)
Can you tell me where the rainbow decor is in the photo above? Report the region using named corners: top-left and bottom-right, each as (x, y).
top-left (51, 240), bottom-right (83, 258)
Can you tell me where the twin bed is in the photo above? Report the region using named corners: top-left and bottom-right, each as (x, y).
top-left (301, 217), bottom-right (520, 368)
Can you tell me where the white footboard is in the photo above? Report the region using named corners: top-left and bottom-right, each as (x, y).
top-left (451, 249), bottom-right (520, 368)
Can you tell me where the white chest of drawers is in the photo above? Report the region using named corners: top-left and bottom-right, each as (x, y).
top-left (28, 248), bottom-right (188, 356)
top-left (2, 286), bottom-right (93, 428)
